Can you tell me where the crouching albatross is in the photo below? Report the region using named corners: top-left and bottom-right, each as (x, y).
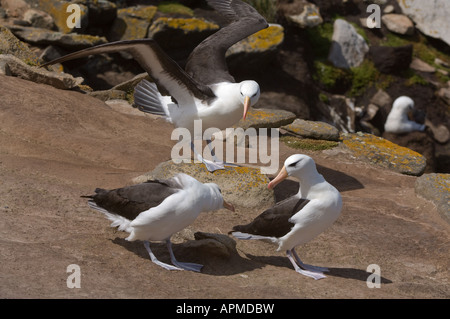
top-left (231, 154), bottom-right (343, 279)
top-left (84, 173), bottom-right (235, 272)
top-left (41, 0), bottom-right (268, 172)
top-left (384, 96), bottom-right (425, 134)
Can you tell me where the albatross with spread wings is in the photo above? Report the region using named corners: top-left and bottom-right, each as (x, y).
top-left (41, 0), bottom-right (268, 171)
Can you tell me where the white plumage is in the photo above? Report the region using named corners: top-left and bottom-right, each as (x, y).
top-left (231, 154), bottom-right (343, 279)
top-left (87, 173), bottom-right (234, 272)
top-left (384, 96), bottom-right (425, 134)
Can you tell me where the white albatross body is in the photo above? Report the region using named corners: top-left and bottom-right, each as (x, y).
top-left (231, 154), bottom-right (342, 279)
top-left (384, 96), bottom-right (425, 134)
top-left (86, 173), bottom-right (234, 272)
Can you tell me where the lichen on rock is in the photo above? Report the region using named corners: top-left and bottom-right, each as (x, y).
top-left (342, 132), bottom-right (426, 176)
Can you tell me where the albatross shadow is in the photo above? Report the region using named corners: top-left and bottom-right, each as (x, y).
top-left (243, 254), bottom-right (392, 283)
top-left (111, 237), bottom-right (265, 275)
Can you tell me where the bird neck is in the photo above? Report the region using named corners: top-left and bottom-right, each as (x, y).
top-left (293, 169), bottom-right (326, 198)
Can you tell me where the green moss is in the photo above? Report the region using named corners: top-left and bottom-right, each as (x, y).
top-left (313, 60), bottom-right (351, 91)
top-left (349, 60), bottom-right (378, 97)
top-left (306, 22), bottom-right (334, 59)
top-left (319, 92), bottom-right (329, 103)
top-left (157, 2), bottom-right (194, 16)
top-left (403, 70), bottom-right (428, 86)
top-left (281, 136), bottom-right (339, 151)
top-left (243, 0), bottom-right (278, 23)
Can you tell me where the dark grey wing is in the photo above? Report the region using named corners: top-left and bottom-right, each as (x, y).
top-left (185, 0), bottom-right (268, 85)
top-left (41, 39), bottom-right (215, 103)
top-left (87, 179), bottom-right (181, 221)
top-left (232, 197), bottom-right (309, 238)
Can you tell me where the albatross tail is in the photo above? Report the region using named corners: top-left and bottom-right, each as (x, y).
top-left (87, 200), bottom-right (133, 233)
top-left (134, 79), bottom-right (171, 119)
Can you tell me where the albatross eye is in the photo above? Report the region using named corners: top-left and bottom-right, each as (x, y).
top-left (288, 159), bottom-right (301, 167)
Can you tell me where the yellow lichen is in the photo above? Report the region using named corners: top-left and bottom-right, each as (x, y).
top-left (153, 17), bottom-right (219, 33)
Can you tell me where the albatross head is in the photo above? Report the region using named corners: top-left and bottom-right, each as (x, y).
top-left (392, 96), bottom-right (414, 115)
top-left (203, 183), bottom-right (235, 212)
top-left (239, 80), bottom-right (260, 120)
top-left (268, 154), bottom-right (316, 189)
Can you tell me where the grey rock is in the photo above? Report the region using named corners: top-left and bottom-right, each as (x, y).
top-left (398, 0), bottom-right (450, 46)
top-left (148, 17), bottom-right (219, 52)
top-left (0, 25), bottom-right (39, 64)
top-left (415, 173), bottom-right (450, 223)
top-left (328, 19), bottom-right (369, 69)
top-left (0, 54), bottom-right (83, 89)
top-left (410, 58), bottom-right (436, 73)
top-left (381, 14), bottom-right (414, 35)
top-left (8, 25), bottom-right (107, 50)
top-left (23, 9), bottom-right (55, 30)
top-left (133, 161), bottom-right (275, 209)
top-left (281, 119), bottom-right (340, 141)
top-left (286, 3), bottom-right (323, 28)
top-left (233, 107), bottom-right (296, 130)
top-left (108, 6), bottom-right (157, 41)
top-left (342, 132), bottom-right (427, 176)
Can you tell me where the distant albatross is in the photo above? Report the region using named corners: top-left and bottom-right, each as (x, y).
top-left (41, 0), bottom-right (268, 172)
top-left (231, 154), bottom-right (343, 279)
top-left (384, 96), bottom-right (425, 134)
top-left (84, 173), bottom-right (235, 272)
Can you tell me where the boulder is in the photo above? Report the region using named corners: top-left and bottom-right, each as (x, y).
top-left (233, 107), bottom-right (296, 130)
top-left (381, 13), bottom-right (414, 36)
top-left (133, 161), bottom-right (275, 209)
top-left (0, 25), bottom-right (39, 65)
top-left (286, 3), bottom-right (323, 28)
top-left (281, 119), bottom-right (340, 141)
top-left (148, 17), bottom-right (219, 52)
top-left (341, 132), bottom-right (426, 176)
top-left (397, 0), bottom-right (450, 46)
top-left (0, 54), bottom-right (83, 89)
top-left (226, 24), bottom-right (284, 70)
top-left (23, 9), bottom-right (55, 30)
top-left (410, 58), bottom-right (436, 73)
top-left (415, 173), bottom-right (450, 223)
top-left (8, 25), bottom-right (107, 50)
top-left (0, 0), bottom-right (29, 18)
top-left (38, 0), bottom-right (89, 34)
top-left (108, 6), bottom-right (157, 41)
top-left (328, 19), bottom-right (369, 69)
top-left (437, 87), bottom-right (450, 105)
top-left (369, 45), bottom-right (413, 74)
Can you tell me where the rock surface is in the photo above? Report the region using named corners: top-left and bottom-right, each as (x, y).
top-left (398, 0), bottom-right (450, 46)
top-left (415, 173), bottom-right (450, 223)
top-left (0, 54), bottom-right (83, 89)
top-left (342, 132), bottom-right (427, 176)
top-left (328, 19), bottom-right (369, 69)
top-left (282, 119), bottom-right (340, 141)
top-left (381, 13), bottom-right (414, 36)
top-left (0, 75), bottom-right (449, 298)
top-left (133, 161), bottom-right (275, 209)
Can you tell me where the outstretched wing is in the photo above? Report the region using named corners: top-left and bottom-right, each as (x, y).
top-left (185, 0), bottom-right (268, 85)
top-left (41, 39), bottom-right (216, 105)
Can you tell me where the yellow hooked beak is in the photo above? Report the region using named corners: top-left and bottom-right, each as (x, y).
top-left (268, 165), bottom-right (288, 190)
top-left (223, 199), bottom-right (235, 212)
top-left (243, 96), bottom-right (251, 120)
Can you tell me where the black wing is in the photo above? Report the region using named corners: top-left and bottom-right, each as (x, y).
top-left (41, 39), bottom-right (215, 103)
top-left (185, 0), bottom-right (268, 85)
top-left (85, 178), bottom-right (183, 221)
top-left (232, 197), bottom-right (310, 238)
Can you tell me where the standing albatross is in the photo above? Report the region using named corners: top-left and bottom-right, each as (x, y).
top-left (41, 0), bottom-right (268, 172)
top-left (84, 173), bottom-right (235, 272)
top-left (231, 154), bottom-right (343, 279)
